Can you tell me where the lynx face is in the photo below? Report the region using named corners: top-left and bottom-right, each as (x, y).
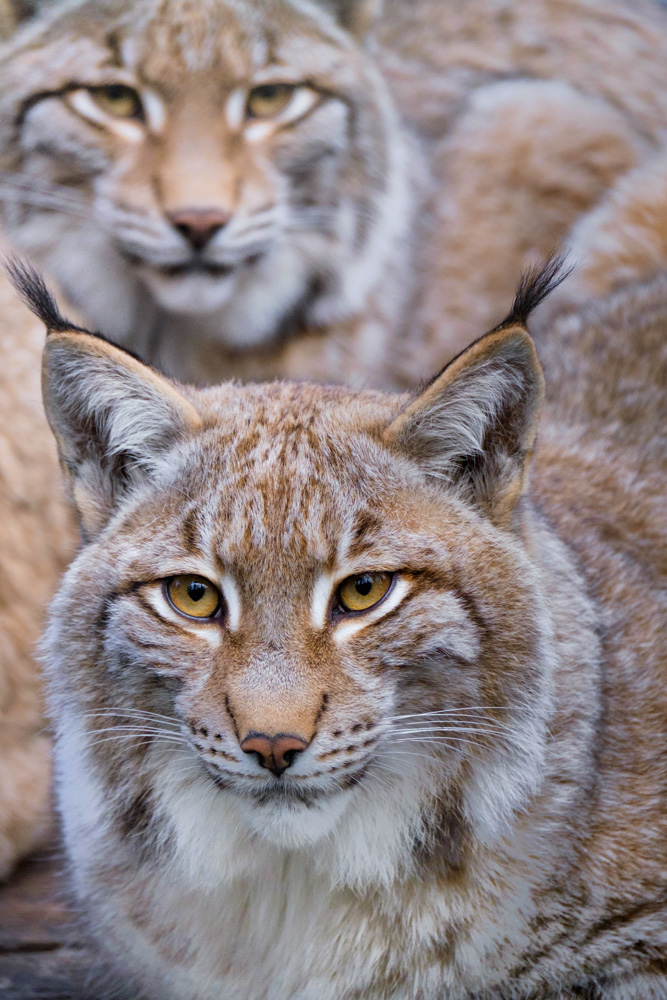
top-left (20, 262), bottom-right (559, 871)
top-left (0, 0), bottom-right (405, 347)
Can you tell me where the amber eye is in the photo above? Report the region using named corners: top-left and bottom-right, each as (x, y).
top-left (166, 575), bottom-right (221, 619)
top-left (246, 83), bottom-right (295, 119)
top-left (337, 572), bottom-right (393, 614)
top-left (88, 84), bottom-right (144, 120)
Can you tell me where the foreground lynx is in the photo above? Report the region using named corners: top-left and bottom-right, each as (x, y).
top-left (2, 0), bottom-right (667, 383)
top-left (12, 259), bottom-right (666, 998)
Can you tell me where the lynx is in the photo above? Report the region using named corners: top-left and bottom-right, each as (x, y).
top-left (2, 0), bottom-right (667, 384)
top-left (11, 257), bottom-right (666, 998)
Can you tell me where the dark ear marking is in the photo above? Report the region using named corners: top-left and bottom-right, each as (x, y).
top-left (4, 256), bottom-right (84, 333)
top-left (416, 256), bottom-right (571, 399)
top-left (4, 256), bottom-right (147, 363)
top-left (495, 253), bottom-right (572, 331)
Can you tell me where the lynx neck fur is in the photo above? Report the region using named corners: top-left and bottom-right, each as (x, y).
top-left (2, 0), bottom-right (667, 384)
top-left (11, 258), bottom-right (665, 999)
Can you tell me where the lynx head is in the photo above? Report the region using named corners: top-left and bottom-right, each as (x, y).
top-left (0, 0), bottom-right (405, 350)
top-left (15, 261), bottom-right (563, 888)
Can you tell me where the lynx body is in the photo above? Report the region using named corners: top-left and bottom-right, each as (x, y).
top-left (10, 260), bottom-right (663, 999)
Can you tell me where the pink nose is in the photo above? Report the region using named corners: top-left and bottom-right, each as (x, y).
top-left (168, 207), bottom-right (232, 250)
top-left (240, 733), bottom-right (308, 776)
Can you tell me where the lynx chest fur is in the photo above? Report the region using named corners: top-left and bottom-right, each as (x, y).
top-left (9, 260), bottom-right (665, 1000)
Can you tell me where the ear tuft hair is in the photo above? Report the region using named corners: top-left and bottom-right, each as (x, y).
top-left (498, 254), bottom-right (572, 329)
top-left (4, 256), bottom-right (150, 364)
top-left (3, 256), bottom-right (86, 333)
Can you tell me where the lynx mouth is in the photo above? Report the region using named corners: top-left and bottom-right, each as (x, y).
top-left (157, 261), bottom-right (236, 278)
top-left (204, 762), bottom-right (368, 804)
top-left (121, 251), bottom-right (264, 279)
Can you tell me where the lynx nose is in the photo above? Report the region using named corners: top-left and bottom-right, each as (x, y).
top-left (168, 207), bottom-right (232, 250)
top-left (240, 732), bottom-right (308, 777)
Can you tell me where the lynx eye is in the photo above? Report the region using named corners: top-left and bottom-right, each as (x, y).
top-left (246, 83), bottom-right (296, 119)
top-left (166, 575), bottom-right (221, 619)
top-left (337, 573), bottom-right (393, 614)
top-left (88, 84), bottom-right (144, 120)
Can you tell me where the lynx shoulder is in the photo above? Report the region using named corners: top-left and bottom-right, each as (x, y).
top-left (12, 260), bottom-right (665, 998)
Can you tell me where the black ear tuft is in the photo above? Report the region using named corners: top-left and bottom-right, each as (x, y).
top-left (3, 256), bottom-right (86, 333)
top-left (3, 256), bottom-right (147, 363)
top-left (499, 254), bottom-right (573, 329)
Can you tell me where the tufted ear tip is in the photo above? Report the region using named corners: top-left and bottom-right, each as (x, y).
top-left (496, 253), bottom-right (572, 331)
top-left (3, 256), bottom-right (83, 335)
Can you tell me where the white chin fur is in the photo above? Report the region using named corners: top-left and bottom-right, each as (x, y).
top-left (143, 243), bottom-right (315, 349)
top-left (140, 268), bottom-right (240, 315)
top-left (234, 790), bottom-right (352, 848)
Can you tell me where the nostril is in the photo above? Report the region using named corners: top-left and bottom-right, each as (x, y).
top-left (272, 736), bottom-right (307, 771)
top-left (240, 732), bottom-right (308, 776)
top-left (240, 734), bottom-right (273, 768)
top-left (168, 207), bottom-right (232, 251)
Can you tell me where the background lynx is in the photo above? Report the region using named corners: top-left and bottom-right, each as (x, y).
top-left (10, 257), bottom-right (664, 999)
top-left (2, 0), bottom-right (667, 384)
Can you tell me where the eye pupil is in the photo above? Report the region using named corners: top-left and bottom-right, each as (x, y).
top-left (105, 84), bottom-right (128, 100)
top-left (355, 576), bottom-right (373, 596)
top-left (187, 582), bottom-right (206, 603)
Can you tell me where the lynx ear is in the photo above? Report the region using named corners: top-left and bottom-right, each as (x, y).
top-left (385, 326), bottom-right (544, 528)
top-left (6, 262), bottom-right (201, 538)
top-left (320, 0), bottom-right (381, 38)
top-left (384, 260), bottom-right (569, 527)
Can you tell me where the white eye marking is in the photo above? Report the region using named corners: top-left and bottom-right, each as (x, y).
top-left (68, 89), bottom-right (108, 126)
top-left (226, 88), bottom-right (246, 132)
top-left (311, 571), bottom-right (337, 630)
top-left (121, 37), bottom-right (137, 70)
top-left (245, 120), bottom-right (276, 143)
top-left (333, 577), bottom-right (411, 645)
top-left (109, 120), bottom-right (145, 143)
top-left (142, 88), bottom-right (166, 134)
top-left (67, 89), bottom-right (144, 143)
top-left (252, 39), bottom-right (268, 68)
top-left (220, 574), bottom-right (241, 632)
top-left (278, 86), bottom-right (319, 123)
